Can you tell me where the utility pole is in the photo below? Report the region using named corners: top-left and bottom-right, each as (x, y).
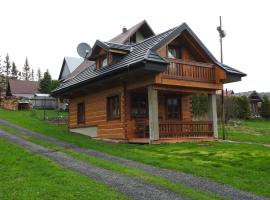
top-left (217, 16), bottom-right (226, 140)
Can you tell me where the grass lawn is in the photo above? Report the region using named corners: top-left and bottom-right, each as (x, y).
top-left (0, 138), bottom-right (126, 200)
top-left (0, 124), bottom-right (222, 200)
top-left (1, 109), bottom-right (270, 198)
top-left (223, 119), bottom-right (270, 144)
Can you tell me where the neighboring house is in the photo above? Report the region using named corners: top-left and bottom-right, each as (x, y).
top-left (58, 57), bottom-right (84, 81)
top-left (7, 79), bottom-right (39, 99)
top-left (216, 89), bottom-right (234, 96)
top-left (52, 20), bottom-right (246, 144)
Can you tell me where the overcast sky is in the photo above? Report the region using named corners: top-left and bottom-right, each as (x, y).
top-left (0, 0), bottom-right (269, 92)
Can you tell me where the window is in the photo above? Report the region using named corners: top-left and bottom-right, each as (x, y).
top-left (96, 54), bottom-right (108, 69)
top-left (168, 46), bottom-right (181, 59)
top-left (77, 102), bottom-right (85, 124)
top-left (111, 53), bottom-right (123, 64)
top-left (107, 96), bottom-right (120, 120)
top-left (131, 94), bottom-right (148, 117)
top-left (102, 55), bottom-right (107, 67)
top-left (165, 95), bottom-right (181, 120)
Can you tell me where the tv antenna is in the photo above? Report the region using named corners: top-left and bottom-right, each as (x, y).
top-left (77, 43), bottom-right (92, 59)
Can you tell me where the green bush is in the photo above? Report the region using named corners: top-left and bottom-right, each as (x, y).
top-left (261, 95), bottom-right (270, 119)
top-left (192, 94), bottom-right (208, 117)
top-left (233, 96), bottom-right (250, 119)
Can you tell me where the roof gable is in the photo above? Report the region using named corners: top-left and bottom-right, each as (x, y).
top-left (151, 23), bottom-right (246, 76)
top-left (58, 57), bottom-right (84, 80)
top-left (89, 40), bottom-right (131, 60)
top-left (109, 20), bottom-right (155, 44)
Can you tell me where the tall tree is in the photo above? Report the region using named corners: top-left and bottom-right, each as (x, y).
top-left (0, 55), bottom-right (2, 75)
top-left (39, 69), bottom-right (52, 93)
top-left (37, 68), bottom-right (42, 81)
top-left (261, 95), bottom-right (270, 119)
top-left (11, 62), bottom-right (18, 78)
top-left (50, 80), bottom-right (59, 91)
top-left (22, 57), bottom-right (30, 80)
top-left (4, 53), bottom-right (11, 76)
top-left (31, 68), bottom-right (35, 81)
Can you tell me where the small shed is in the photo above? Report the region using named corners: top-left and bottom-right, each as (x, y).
top-left (248, 91), bottom-right (262, 116)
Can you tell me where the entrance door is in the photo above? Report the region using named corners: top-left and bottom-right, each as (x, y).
top-left (131, 93), bottom-right (149, 137)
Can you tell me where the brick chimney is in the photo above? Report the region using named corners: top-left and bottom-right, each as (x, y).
top-left (122, 26), bottom-right (127, 33)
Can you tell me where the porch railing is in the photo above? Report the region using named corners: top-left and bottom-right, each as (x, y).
top-left (159, 121), bottom-right (213, 138)
top-left (162, 58), bottom-right (215, 82)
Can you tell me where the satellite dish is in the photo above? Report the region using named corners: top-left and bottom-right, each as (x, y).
top-left (77, 43), bottom-right (92, 59)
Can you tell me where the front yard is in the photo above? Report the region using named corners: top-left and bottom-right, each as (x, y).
top-left (0, 108), bottom-right (270, 198)
top-left (0, 138), bottom-right (126, 200)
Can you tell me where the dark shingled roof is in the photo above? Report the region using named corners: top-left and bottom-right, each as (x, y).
top-left (53, 27), bottom-right (174, 94)
top-left (8, 79), bottom-right (39, 95)
top-left (53, 23), bottom-right (246, 95)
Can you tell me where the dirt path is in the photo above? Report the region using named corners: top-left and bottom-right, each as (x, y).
top-left (0, 119), bottom-right (268, 200)
top-left (0, 129), bottom-right (185, 200)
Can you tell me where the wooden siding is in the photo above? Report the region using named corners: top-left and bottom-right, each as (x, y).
top-left (69, 84), bottom-right (125, 139)
top-left (181, 95), bottom-right (193, 121)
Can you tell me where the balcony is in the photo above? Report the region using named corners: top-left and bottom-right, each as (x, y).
top-left (162, 58), bottom-right (216, 83)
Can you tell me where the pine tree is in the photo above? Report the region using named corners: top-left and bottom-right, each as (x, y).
top-left (261, 95), bottom-right (270, 119)
top-left (39, 69), bottom-right (52, 93)
top-left (17, 71), bottom-right (22, 80)
top-left (22, 57), bottom-right (30, 80)
top-left (4, 53), bottom-right (11, 76)
top-left (11, 62), bottom-right (18, 78)
top-left (37, 68), bottom-right (42, 81)
top-left (0, 55), bottom-right (3, 75)
top-left (31, 68), bottom-right (35, 81)
top-left (50, 80), bottom-right (59, 91)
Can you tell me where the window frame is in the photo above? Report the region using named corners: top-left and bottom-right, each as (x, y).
top-left (167, 45), bottom-right (182, 59)
top-left (107, 95), bottom-right (121, 120)
top-left (77, 102), bottom-right (85, 124)
top-left (165, 94), bottom-right (181, 120)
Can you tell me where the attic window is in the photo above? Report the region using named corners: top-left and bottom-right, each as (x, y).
top-left (102, 55), bottom-right (107, 67)
top-left (168, 46), bottom-right (181, 59)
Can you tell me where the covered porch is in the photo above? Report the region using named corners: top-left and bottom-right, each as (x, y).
top-left (126, 85), bottom-right (218, 144)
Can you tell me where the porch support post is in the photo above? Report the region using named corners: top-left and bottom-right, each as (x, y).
top-left (208, 94), bottom-right (218, 139)
top-left (148, 86), bottom-right (159, 143)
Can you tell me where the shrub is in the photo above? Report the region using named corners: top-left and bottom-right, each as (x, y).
top-left (192, 94), bottom-right (208, 117)
top-left (261, 95), bottom-right (270, 119)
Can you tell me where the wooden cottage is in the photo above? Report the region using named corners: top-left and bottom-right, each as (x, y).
top-left (52, 20), bottom-right (246, 143)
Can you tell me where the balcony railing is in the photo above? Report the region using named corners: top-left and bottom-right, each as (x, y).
top-left (162, 58), bottom-right (216, 82)
top-left (159, 121), bottom-right (213, 138)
